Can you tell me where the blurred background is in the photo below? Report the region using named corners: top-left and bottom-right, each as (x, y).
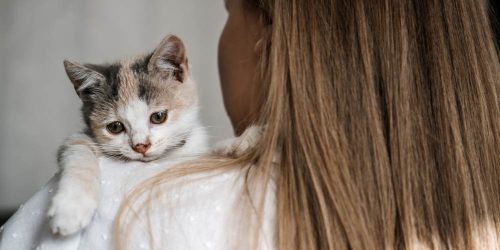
top-left (1, 0), bottom-right (499, 227)
top-left (0, 0), bottom-right (231, 224)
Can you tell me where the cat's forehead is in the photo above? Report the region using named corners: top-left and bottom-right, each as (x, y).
top-left (88, 53), bottom-right (174, 105)
top-left (85, 53), bottom-right (196, 123)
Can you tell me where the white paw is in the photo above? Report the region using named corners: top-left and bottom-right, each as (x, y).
top-left (213, 125), bottom-right (262, 157)
top-left (47, 190), bottom-right (97, 236)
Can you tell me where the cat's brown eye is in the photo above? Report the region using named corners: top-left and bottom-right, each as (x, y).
top-left (150, 110), bottom-right (168, 124)
top-left (106, 121), bottom-right (125, 134)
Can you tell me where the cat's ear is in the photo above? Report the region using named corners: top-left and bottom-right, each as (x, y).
top-left (64, 60), bottom-right (105, 99)
top-left (148, 35), bottom-right (188, 83)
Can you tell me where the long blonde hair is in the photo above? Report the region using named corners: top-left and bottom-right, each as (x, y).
top-left (115, 0), bottom-right (500, 249)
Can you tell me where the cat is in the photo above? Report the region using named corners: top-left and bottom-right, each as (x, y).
top-left (47, 35), bottom-right (208, 236)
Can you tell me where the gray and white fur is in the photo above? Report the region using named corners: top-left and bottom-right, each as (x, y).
top-left (47, 35), bottom-right (208, 235)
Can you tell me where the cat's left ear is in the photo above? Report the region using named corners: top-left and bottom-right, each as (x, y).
top-left (64, 60), bottom-right (106, 99)
top-left (148, 35), bottom-right (188, 83)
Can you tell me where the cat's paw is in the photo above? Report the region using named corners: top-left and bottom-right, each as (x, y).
top-left (213, 125), bottom-right (262, 157)
top-left (47, 190), bottom-right (97, 236)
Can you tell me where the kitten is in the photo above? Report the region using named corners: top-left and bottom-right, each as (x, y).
top-left (47, 35), bottom-right (208, 236)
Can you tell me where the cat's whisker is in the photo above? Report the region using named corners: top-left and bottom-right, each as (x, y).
top-left (50, 35), bottom-right (215, 239)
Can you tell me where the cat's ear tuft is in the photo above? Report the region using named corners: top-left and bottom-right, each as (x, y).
top-left (148, 35), bottom-right (188, 82)
top-left (64, 60), bottom-right (105, 98)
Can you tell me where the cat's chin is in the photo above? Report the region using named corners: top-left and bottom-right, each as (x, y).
top-left (136, 155), bottom-right (163, 162)
top-left (129, 154), bottom-right (164, 163)
top-left (105, 153), bottom-right (163, 163)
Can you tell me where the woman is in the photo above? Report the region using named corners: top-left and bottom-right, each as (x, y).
top-left (2, 0), bottom-right (499, 249)
top-left (115, 0), bottom-right (500, 249)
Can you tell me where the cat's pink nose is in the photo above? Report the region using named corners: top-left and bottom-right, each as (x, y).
top-left (133, 143), bottom-right (151, 154)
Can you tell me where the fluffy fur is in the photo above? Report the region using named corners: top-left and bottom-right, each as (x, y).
top-left (48, 35), bottom-right (208, 235)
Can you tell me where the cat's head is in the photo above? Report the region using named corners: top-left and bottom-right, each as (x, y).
top-left (64, 35), bottom-right (199, 162)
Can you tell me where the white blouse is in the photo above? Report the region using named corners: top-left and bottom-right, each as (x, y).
top-left (0, 157), bottom-right (276, 250)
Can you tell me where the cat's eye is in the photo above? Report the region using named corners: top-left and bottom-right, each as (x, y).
top-left (150, 110), bottom-right (168, 124)
top-left (106, 121), bottom-right (125, 134)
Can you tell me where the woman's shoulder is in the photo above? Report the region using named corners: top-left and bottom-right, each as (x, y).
top-left (122, 161), bottom-right (277, 249)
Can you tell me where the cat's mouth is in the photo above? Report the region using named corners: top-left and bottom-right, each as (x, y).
top-left (103, 151), bottom-right (159, 162)
top-left (137, 139), bottom-right (188, 162)
top-left (104, 139), bottom-right (187, 163)
top-left (135, 154), bottom-right (162, 162)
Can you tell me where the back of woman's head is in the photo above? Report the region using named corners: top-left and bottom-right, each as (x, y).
top-left (115, 0), bottom-right (499, 249)
top-left (248, 0), bottom-right (499, 249)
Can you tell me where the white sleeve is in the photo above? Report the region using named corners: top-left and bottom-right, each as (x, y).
top-left (0, 176), bottom-right (81, 250)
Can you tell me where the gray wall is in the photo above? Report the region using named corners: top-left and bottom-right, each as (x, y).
top-left (0, 0), bottom-right (232, 210)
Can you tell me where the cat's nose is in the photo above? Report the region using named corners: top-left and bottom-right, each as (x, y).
top-left (133, 143), bottom-right (151, 154)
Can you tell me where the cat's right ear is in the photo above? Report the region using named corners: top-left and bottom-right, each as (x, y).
top-left (148, 35), bottom-right (188, 83)
top-left (63, 60), bottom-right (105, 99)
